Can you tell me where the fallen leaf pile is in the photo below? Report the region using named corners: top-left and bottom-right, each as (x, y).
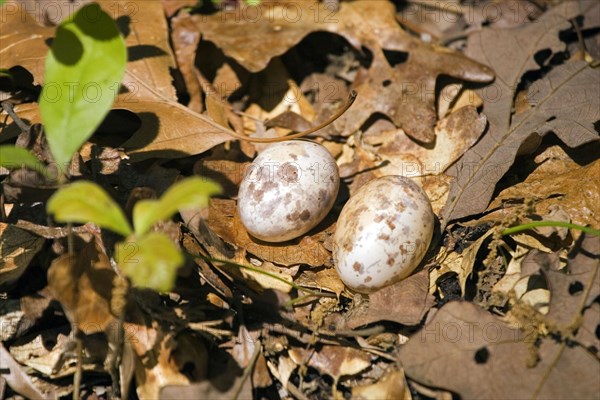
top-left (1, 0), bottom-right (598, 398)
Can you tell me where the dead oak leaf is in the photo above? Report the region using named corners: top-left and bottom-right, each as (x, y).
top-left (442, 2), bottom-right (600, 224)
top-left (543, 233), bottom-right (599, 331)
top-left (334, 45), bottom-right (493, 142)
top-left (115, 95), bottom-right (236, 161)
top-left (188, 0), bottom-right (407, 73)
top-left (399, 301), bottom-right (600, 399)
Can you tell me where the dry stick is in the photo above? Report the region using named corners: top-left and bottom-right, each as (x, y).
top-left (127, 70), bottom-right (357, 143)
top-left (1, 101), bottom-right (30, 133)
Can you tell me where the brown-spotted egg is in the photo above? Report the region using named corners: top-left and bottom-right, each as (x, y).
top-left (333, 176), bottom-right (434, 292)
top-left (238, 140), bottom-right (339, 242)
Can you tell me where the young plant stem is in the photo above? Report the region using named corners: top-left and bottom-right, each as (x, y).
top-left (67, 222), bottom-right (83, 400)
top-left (501, 221), bottom-right (600, 237)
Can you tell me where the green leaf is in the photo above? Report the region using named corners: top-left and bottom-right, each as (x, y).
top-left (40, 3), bottom-right (126, 172)
top-left (133, 177), bottom-right (221, 235)
top-left (47, 181), bottom-right (132, 236)
top-left (0, 145), bottom-right (48, 177)
top-left (116, 233), bottom-right (184, 292)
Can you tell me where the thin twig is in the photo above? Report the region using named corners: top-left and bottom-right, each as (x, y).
top-left (1, 101), bottom-right (30, 133)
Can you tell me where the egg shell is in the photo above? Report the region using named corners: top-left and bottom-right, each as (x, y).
top-left (333, 176), bottom-right (434, 292)
top-left (238, 140), bottom-right (339, 242)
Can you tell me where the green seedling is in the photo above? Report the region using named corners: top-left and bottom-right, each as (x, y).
top-left (47, 177), bottom-right (221, 292)
top-left (1, 3), bottom-right (126, 181)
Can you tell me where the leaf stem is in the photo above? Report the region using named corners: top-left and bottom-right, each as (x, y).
top-left (501, 221), bottom-right (600, 236)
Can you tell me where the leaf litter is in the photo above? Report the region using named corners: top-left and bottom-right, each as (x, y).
top-left (0, 0), bottom-right (599, 398)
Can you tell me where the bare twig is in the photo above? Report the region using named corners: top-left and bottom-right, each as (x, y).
top-left (1, 101), bottom-right (30, 134)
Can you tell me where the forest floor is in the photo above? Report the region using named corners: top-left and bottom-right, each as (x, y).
top-left (1, 0), bottom-right (599, 399)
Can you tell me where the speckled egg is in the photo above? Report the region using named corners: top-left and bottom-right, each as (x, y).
top-left (333, 176), bottom-right (434, 292)
top-left (238, 140), bottom-right (339, 242)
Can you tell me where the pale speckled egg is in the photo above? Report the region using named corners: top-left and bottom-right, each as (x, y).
top-left (238, 140), bottom-right (339, 242)
top-left (333, 176), bottom-right (434, 292)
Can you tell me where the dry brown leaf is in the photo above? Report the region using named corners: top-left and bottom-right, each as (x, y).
top-left (47, 239), bottom-right (117, 335)
top-left (97, 0), bottom-right (177, 101)
top-left (575, 302), bottom-right (600, 357)
top-left (0, 2), bottom-right (54, 84)
top-left (289, 345), bottom-right (371, 380)
top-left (115, 97), bottom-right (234, 161)
top-left (0, 293), bottom-right (53, 341)
top-left (159, 345), bottom-right (252, 400)
top-left (188, 0), bottom-right (405, 73)
top-left (488, 158), bottom-right (600, 230)
top-left (0, 223), bottom-right (45, 287)
top-left (334, 44), bottom-right (493, 142)
top-left (295, 267), bottom-right (345, 298)
top-left (346, 269), bottom-right (435, 328)
top-left (206, 198), bottom-right (333, 267)
top-left (129, 330), bottom-right (190, 400)
top-left (376, 106), bottom-right (486, 176)
top-left (542, 234), bottom-right (599, 330)
top-left (442, 1), bottom-right (600, 224)
top-left (185, 0), bottom-right (491, 142)
top-left (399, 301), bottom-right (600, 399)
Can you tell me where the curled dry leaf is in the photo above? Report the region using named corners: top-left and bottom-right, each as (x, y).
top-left (340, 105), bottom-right (487, 215)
